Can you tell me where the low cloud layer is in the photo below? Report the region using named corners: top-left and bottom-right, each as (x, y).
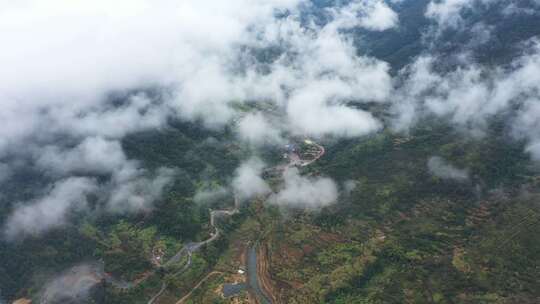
top-left (513, 100), bottom-right (540, 161)
top-left (426, 0), bottom-right (478, 29)
top-left (35, 137), bottom-right (128, 176)
top-left (194, 186), bottom-right (230, 205)
top-left (343, 180), bottom-right (359, 196)
top-left (392, 39), bottom-right (540, 160)
top-left (40, 264), bottom-right (102, 304)
top-left (106, 166), bottom-right (175, 213)
top-left (36, 137), bottom-right (175, 212)
top-left (2, 0), bottom-right (540, 244)
top-left (237, 113), bottom-right (285, 146)
top-left (0, 163), bottom-right (12, 185)
top-left (425, 0), bottom-right (535, 29)
top-left (0, 0), bottom-right (400, 240)
top-left (427, 156), bottom-right (469, 182)
top-left (232, 158), bottom-right (271, 201)
top-left (4, 177), bottom-right (98, 240)
top-left (231, 160), bottom-right (339, 209)
top-left (0, 0), bottom-right (397, 153)
top-left (4, 164), bottom-right (174, 240)
top-left (330, 0), bottom-right (398, 31)
top-left (270, 168), bottom-right (338, 208)
top-left (4, 137), bottom-right (175, 239)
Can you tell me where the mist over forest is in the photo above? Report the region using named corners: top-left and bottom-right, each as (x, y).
top-left (1, 1), bottom-right (540, 303)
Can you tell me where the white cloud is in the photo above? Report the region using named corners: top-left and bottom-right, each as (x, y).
top-left (425, 0), bottom-right (472, 29)
top-left (0, 0), bottom-right (398, 240)
top-left (35, 136), bottom-right (176, 213)
top-left (392, 39), bottom-right (540, 161)
top-left (3, 137), bottom-right (175, 238)
top-left (35, 137), bottom-right (128, 176)
top-left (0, 0), bottom-right (394, 156)
top-left (270, 168), bottom-right (338, 208)
top-left (0, 163), bottom-right (12, 184)
top-left (106, 166), bottom-right (175, 213)
top-left (513, 99), bottom-right (540, 161)
top-left (526, 141), bottom-right (540, 161)
top-left (237, 112), bottom-right (284, 146)
top-left (427, 156), bottom-right (469, 181)
top-left (0, 0), bottom-right (305, 156)
top-left (343, 179), bottom-right (358, 195)
top-left (425, 0), bottom-right (539, 31)
top-left (503, 1), bottom-right (540, 15)
top-left (232, 158), bottom-right (271, 201)
top-left (287, 82), bottom-right (383, 137)
top-left (254, 13), bottom-right (392, 138)
top-left (3, 177), bottom-right (98, 240)
top-left (194, 186), bottom-right (230, 205)
top-left (329, 0), bottom-right (399, 31)
top-left (357, 0), bottom-right (399, 30)
top-left (40, 263), bottom-right (102, 304)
